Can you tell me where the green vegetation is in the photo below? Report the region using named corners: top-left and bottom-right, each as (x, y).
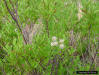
top-left (0, 0), bottom-right (99, 75)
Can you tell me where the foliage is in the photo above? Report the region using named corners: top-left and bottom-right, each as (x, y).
top-left (0, 0), bottom-right (99, 75)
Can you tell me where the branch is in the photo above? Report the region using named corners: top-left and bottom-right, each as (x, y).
top-left (46, 20), bottom-right (49, 38)
top-left (3, 0), bottom-right (27, 44)
top-left (3, 0), bottom-right (16, 21)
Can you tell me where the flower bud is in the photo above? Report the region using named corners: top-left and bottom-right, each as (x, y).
top-left (51, 42), bottom-right (58, 46)
top-left (52, 36), bottom-right (57, 41)
top-left (59, 39), bottom-right (64, 43)
top-left (59, 44), bottom-right (64, 49)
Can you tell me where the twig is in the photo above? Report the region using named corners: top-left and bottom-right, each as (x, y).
top-left (46, 20), bottom-right (49, 38)
top-left (88, 24), bottom-right (92, 53)
top-left (3, 0), bottom-right (27, 44)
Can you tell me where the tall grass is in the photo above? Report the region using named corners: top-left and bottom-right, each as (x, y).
top-left (0, 0), bottom-right (99, 75)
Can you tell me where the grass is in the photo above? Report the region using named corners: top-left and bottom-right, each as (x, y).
top-left (0, 0), bottom-right (99, 75)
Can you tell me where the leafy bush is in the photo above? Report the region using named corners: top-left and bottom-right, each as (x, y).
top-left (0, 0), bottom-right (99, 75)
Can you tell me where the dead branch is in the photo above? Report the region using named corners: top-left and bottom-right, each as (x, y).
top-left (3, 0), bottom-right (27, 44)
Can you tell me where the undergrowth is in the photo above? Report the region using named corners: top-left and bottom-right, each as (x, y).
top-left (0, 0), bottom-right (99, 75)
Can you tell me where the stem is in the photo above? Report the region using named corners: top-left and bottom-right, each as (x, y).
top-left (3, 0), bottom-right (27, 44)
top-left (46, 20), bottom-right (49, 38)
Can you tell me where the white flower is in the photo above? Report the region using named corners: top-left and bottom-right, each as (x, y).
top-left (52, 36), bottom-right (57, 41)
top-left (59, 44), bottom-right (64, 49)
top-left (51, 42), bottom-right (58, 46)
top-left (59, 39), bottom-right (64, 43)
top-left (15, 28), bottom-right (17, 32)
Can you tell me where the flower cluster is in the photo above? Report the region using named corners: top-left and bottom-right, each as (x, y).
top-left (51, 36), bottom-right (58, 46)
top-left (59, 39), bottom-right (64, 49)
top-left (51, 36), bottom-right (65, 49)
